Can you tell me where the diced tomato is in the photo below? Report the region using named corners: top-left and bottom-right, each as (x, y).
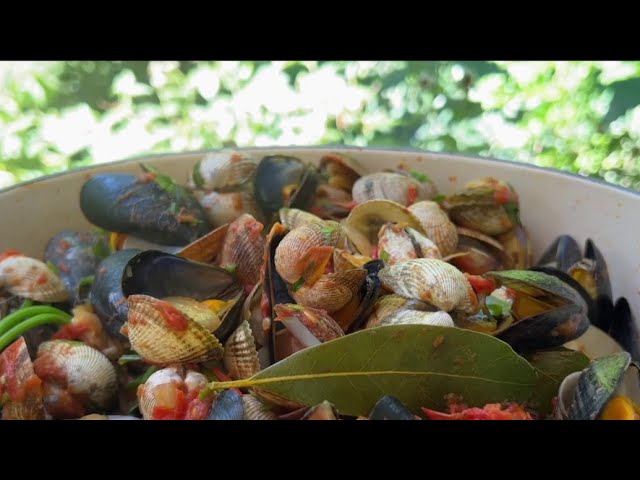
top-left (465, 274), bottom-right (497, 295)
top-left (0, 250), bottom-right (23, 262)
top-left (157, 303), bottom-right (189, 332)
top-left (407, 184), bottom-right (419, 206)
top-left (53, 323), bottom-right (92, 341)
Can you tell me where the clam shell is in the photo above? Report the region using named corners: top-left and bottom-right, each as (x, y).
top-left (219, 214), bottom-right (264, 293)
top-left (450, 227), bottom-right (507, 275)
top-left (34, 340), bottom-right (117, 418)
top-left (378, 259), bottom-right (478, 314)
top-left (0, 255), bottom-right (68, 303)
top-left (344, 200), bottom-right (426, 257)
top-left (274, 221), bottom-right (341, 285)
top-left (190, 151), bottom-right (257, 191)
top-left (137, 366), bottom-right (184, 420)
top-left (379, 310), bottom-right (455, 327)
top-left (126, 294), bottom-right (224, 365)
top-left (365, 294), bottom-right (433, 329)
top-left (378, 223), bottom-right (441, 265)
top-left (243, 394), bottom-right (279, 420)
top-left (162, 296), bottom-right (222, 332)
top-left (333, 249), bottom-right (372, 273)
top-left (0, 337), bottom-right (46, 420)
top-left (197, 190), bottom-right (264, 226)
top-left (274, 304), bottom-right (344, 348)
top-left (320, 153), bottom-right (367, 189)
top-left (243, 282), bottom-right (266, 347)
top-left (178, 223), bottom-right (229, 264)
top-left (279, 208), bottom-right (324, 231)
top-left (291, 269), bottom-right (366, 313)
top-left (302, 401), bottom-right (339, 420)
top-left (408, 201), bottom-right (458, 256)
top-left (352, 172), bottom-right (431, 206)
top-left (497, 225), bottom-right (532, 270)
top-left (224, 321), bottom-right (261, 380)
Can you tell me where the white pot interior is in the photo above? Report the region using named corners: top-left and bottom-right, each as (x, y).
top-left (1, 147), bottom-right (638, 335)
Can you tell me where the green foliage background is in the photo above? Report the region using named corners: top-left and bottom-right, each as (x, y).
top-left (1, 61), bottom-right (639, 190)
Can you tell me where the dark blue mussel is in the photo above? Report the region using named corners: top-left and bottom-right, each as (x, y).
top-left (369, 395), bottom-right (417, 420)
top-left (207, 390), bottom-right (244, 420)
top-left (44, 230), bottom-right (110, 304)
top-left (536, 235), bottom-right (638, 361)
top-left (254, 155), bottom-right (318, 217)
top-left (121, 250), bottom-right (244, 342)
top-left (90, 249), bottom-right (143, 340)
top-left (80, 170), bottom-right (212, 246)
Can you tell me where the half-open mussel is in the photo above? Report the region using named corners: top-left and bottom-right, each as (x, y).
top-left (555, 352), bottom-right (639, 420)
top-left (484, 270), bottom-right (590, 352)
top-left (80, 169), bottom-right (212, 246)
top-left (122, 250), bottom-right (244, 343)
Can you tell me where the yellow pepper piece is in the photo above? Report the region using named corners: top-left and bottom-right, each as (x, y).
top-left (599, 396), bottom-right (639, 420)
top-left (109, 232), bottom-right (126, 251)
top-left (203, 299), bottom-right (228, 314)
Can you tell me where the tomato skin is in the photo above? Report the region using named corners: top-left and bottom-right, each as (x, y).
top-left (157, 303), bottom-right (189, 332)
top-left (0, 250), bottom-right (23, 262)
top-left (407, 184), bottom-right (419, 206)
top-left (465, 274), bottom-right (497, 295)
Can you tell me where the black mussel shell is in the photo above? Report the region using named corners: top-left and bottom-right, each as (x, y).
top-left (536, 235), bottom-right (582, 273)
top-left (255, 156), bottom-right (317, 216)
top-left (121, 250), bottom-right (244, 342)
top-left (347, 259), bottom-right (384, 334)
top-left (80, 173), bottom-right (211, 246)
top-left (369, 395), bottom-right (417, 420)
top-left (44, 230), bottom-right (110, 304)
top-left (265, 228), bottom-right (295, 365)
top-left (487, 270), bottom-right (590, 352)
top-left (608, 298), bottom-right (640, 363)
top-left (569, 238), bottom-right (612, 301)
top-left (90, 249), bottom-right (143, 340)
top-left (207, 390), bottom-right (244, 420)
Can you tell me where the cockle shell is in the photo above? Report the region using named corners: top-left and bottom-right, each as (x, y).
top-left (0, 255), bottom-right (69, 303)
top-left (408, 201), bottom-right (458, 256)
top-left (243, 394), bottom-right (279, 420)
top-left (219, 213), bottom-right (264, 294)
top-left (224, 321), bottom-right (261, 380)
top-left (352, 172), bottom-right (431, 206)
top-left (378, 259), bottom-right (479, 314)
top-left (125, 294), bottom-right (224, 365)
top-left (377, 223), bottom-right (441, 265)
top-left (291, 269), bottom-right (366, 314)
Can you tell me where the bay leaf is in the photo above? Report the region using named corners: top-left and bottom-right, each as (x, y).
top-left (525, 348), bottom-right (590, 416)
top-left (203, 324), bottom-right (538, 417)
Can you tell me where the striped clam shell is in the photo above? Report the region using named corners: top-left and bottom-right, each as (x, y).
top-left (378, 259), bottom-right (478, 314)
top-left (377, 223), bottom-right (441, 265)
top-left (34, 340), bottom-right (117, 418)
top-left (291, 269), bottom-right (366, 314)
top-left (379, 310), bottom-right (455, 327)
top-left (0, 255), bottom-right (68, 303)
top-left (365, 294), bottom-right (432, 329)
top-left (450, 205), bottom-right (514, 236)
top-left (190, 151), bottom-right (257, 191)
top-left (274, 304), bottom-right (344, 347)
top-left (278, 208), bottom-right (324, 231)
top-left (243, 394), bottom-right (279, 420)
top-left (162, 297), bottom-right (222, 332)
top-left (408, 201), bottom-right (458, 256)
top-left (196, 190), bottom-right (264, 226)
top-left (274, 220), bottom-right (341, 285)
top-left (224, 321), bottom-right (261, 380)
top-left (352, 172), bottom-right (431, 206)
top-left (219, 214), bottom-right (265, 293)
top-left (125, 294), bottom-right (224, 365)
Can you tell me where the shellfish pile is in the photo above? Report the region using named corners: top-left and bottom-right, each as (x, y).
top-left (0, 151), bottom-right (637, 421)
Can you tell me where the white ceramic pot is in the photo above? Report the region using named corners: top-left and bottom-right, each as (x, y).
top-left (1, 147), bottom-right (637, 355)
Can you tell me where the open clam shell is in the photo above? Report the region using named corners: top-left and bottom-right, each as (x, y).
top-left (343, 199), bottom-right (426, 257)
top-left (352, 172), bottom-right (432, 206)
top-left (125, 294), bottom-right (224, 365)
top-left (408, 201), bottom-right (458, 256)
top-left (224, 321), bottom-right (261, 380)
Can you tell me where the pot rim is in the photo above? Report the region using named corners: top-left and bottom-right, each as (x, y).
top-left (2, 144), bottom-right (639, 198)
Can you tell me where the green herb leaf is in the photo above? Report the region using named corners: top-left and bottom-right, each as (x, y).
top-left (192, 160), bottom-right (206, 188)
top-left (224, 263), bottom-right (237, 274)
top-left (127, 365), bottom-right (159, 390)
top-left (320, 223), bottom-right (339, 243)
top-left (526, 348), bottom-right (590, 415)
top-left (504, 202), bottom-right (521, 226)
top-left (432, 194), bottom-right (446, 203)
top-left (409, 170), bottom-right (430, 183)
top-left (45, 260), bottom-right (60, 275)
top-left (92, 239), bottom-right (111, 259)
top-left (290, 277), bottom-right (305, 292)
top-left (77, 275), bottom-right (95, 290)
top-left (202, 324), bottom-right (538, 416)
top-left (118, 354), bottom-right (143, 365)
top-left (380, 250), bottom-right (391, 263)
top-left (485, 295), bottom-right (512, 318)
